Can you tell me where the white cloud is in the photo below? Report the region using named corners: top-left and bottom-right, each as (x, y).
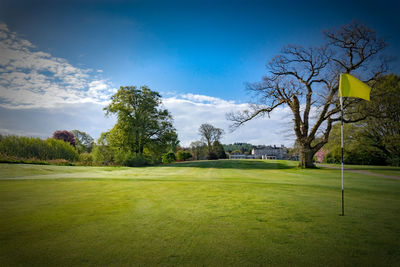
top-left (163, 94), bottom-right (295, 147)
top-left (0, 22), bottom-right (115, 109)
top-left (0, 22), bottom-right (296, 147)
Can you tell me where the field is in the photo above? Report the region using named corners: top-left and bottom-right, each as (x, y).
top-left (1, 160), bottom-right (399, 266)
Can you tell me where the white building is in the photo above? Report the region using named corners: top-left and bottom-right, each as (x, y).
top-left (252, 145), bottom-right (287, 159)
top-left (229, 145), bottom-right (287, 160)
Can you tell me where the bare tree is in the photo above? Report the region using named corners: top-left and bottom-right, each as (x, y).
top-left (198, 124), bottom-right (224, 153)
top-left (228, 21), bottom-right (388, 168)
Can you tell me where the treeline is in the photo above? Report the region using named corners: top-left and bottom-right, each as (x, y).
top-left (317, 74), bottom-right (400, 166)
top-left (0, 87), bottom-right (229, 167)
top-left (0, 135), bottom-right (78, 163)
top-left (223, 143), bottom-right (253, 154)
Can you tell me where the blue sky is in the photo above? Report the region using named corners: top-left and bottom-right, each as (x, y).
top-left (0, 0), bottom-right (399, 146)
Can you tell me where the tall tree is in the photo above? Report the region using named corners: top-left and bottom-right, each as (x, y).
top-left (198, 123), bottom-right (224, 153)
top-left (354, 74), bottom-right (400, 165)
top-left (104, 86), bottom-right (178, 155)
top-left (71, 130), bottom-right (94, 153)
top-left (190, 141), bottom-right (206, 160)
top-left (228, 21), bottom-right (388, 168)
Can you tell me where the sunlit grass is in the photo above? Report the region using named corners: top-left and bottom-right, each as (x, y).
top-left (1, 160), bottom-right (399, 266)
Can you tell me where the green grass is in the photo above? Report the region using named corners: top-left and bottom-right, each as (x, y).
top-left (1, 160), bottom-right (399, 266)
top-left (320, 162), bottom-right (400, 177)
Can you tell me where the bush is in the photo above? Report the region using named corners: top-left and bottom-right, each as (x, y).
top-left (162, 152), bottom-right (176, 164)
top-left (207, 152), bottom-right (218, 160)
top-left (115, 150), bottom-right (149, 166)
top-left (0, 135), bottom-right (78, 162)
top-left (92, 144), bottom-right (115, 165)
top-left (176, 150), bottom-right (192, 161)
top-left (79, 152), bottom-right (93, 166)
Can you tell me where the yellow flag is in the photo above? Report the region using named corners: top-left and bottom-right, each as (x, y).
top-left (339, 73), bottom-right (371, 101)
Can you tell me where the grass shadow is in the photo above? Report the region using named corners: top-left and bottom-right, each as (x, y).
top-left (162, 160), bottom-right (297, 170)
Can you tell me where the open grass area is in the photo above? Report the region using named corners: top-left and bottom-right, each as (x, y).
top-left (319, 163), bottom-right (400, 177)
top-left (1, 160), bottom-right (399, 266)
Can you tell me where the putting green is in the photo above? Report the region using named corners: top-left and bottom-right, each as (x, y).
top-left (0, 160), bottom-right (399, 266)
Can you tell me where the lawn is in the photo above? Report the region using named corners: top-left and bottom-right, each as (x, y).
top-left (0, 160), bottom-right (399, 266)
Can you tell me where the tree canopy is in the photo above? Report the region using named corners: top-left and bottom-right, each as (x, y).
top-left (104, 86), bottom-right (178, 155)
top-left (198, 123), bottom-right (224, 154)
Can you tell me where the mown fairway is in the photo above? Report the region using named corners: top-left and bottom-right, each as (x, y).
top-left (0, 160), bottom-right (399, 266)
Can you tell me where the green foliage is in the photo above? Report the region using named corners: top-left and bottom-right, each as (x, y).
top-left (207, 152), bottom-right (218, 160)
top-left (176, 150), bottom-right (192, 161)
top-left (104, 86), bottom-right (178, 155)
top-left (324, 75), bottom-right (400, 166)
top-left (78, 152), bottom-right (93, 166)
top-left (114, 150), bottom-right (149, 166)
top-left (198, 124), bottom-right (224, 153)
top-left (92, 134), bottom-right (116, 165)
top-left (189, 141), bottom-right (207, 160)
top-left (71, 130), bottom-right (94, 153)
top-left (0, 135), bottom-right (78, 162)
top-left (213, 141), bottom-right (227, 159)
top-left (162, 152), bottom-right (176, 164)
top-left (223, 143), bottom-right (253, 154)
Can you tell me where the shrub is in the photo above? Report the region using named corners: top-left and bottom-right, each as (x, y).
top-left (0, 135), bottom-right (78, 161)
top-left (162, 152), bottom-right (176, 164)
top-left (115, 150), bottom-right (149, 167)
top-left (176, 150), bottom-right (192, 161)
top-left (207, 152), bottom-right (218, 160)
top-left (79, 152), bottom-right (93, 166)
top-left (92, 144), bottom-right (115, 165)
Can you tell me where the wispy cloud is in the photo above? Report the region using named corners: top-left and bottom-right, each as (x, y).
top-left (0, 22), bottom-right (115, 109)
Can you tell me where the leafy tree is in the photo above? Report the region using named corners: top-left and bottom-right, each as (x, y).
top-left (162, 152), bottom-right (176, 164)
top-left (176, 150), bottom-right (192, 161)
top-left (223, 143), bottom-right (253, 154)
top-left (207, 152), bottom-right (218, 160)
top-left (52, 130), bottom-right (76, 147)
top-left (189, 141), bottom-right (207, 160)
top-left (228, 21), bottom-right (388, 168)
top-left (213, 141), bottom-right (227, 159)
top-left (71, 130), bottom-right (94, 153)
top-left (324, 74), bottom-right (400, 166)
top-left (198, 124), bottom-right (224, 154)
top-left (358, 74), bottom-right (400, 165)
top-left (323, 123), bottom-right (386, 165)
top-left (104, 86), bottom-right (178, 156)
top-left (92, 132), bottom-right (115, 165)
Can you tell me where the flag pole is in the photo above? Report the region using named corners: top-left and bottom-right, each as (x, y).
top-left (340, 95), bottom-right (344, 216)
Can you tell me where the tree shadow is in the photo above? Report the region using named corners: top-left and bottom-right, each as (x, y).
top-left (161, 160), bottom-right (297, 170)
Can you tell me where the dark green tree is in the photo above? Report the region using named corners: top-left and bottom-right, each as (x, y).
top-left (213, 141), bottom-right (227, 159)
top-left (104, 86), bottom-right (178, 156)
top-left (176, 150), bottom-right (192, 161)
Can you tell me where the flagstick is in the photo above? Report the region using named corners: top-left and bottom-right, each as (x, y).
top-left (340, 96), bottom-right (344, 216)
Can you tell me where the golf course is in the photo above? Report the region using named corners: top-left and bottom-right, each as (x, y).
top-left (1, 160), bottom-right (399, 266)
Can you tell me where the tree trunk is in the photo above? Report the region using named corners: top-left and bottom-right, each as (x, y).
top-left (299, 145), bottom-right (316, 168)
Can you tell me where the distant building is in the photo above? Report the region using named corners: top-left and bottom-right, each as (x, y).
top-left (252, 145), bottom-right (287, 160)
top-left (229, 145), bottom-right (287, 160)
